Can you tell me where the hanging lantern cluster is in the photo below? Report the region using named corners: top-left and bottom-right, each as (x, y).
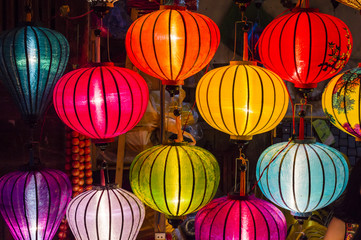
top-left (258, 8), bottom-right (352, 89)
top-left (125, 6), bottom-right (220, 85)
top-left (0, 168), bottom-right (72, 240)
top-left (256, 139), bottom-right (349, 215)
top-left (322, 66), bottom-right (361, 141)
top-left (129, 143), bottom-right (220, 218)
top-left (0, 25), bottom-right (69, 126)
top-left (67, 185), bottom-right (145, 240)
top-left (53, 63), bottom-right (149, 142)
top-left (195, 194), bottom-right (287, 240)
top-left (196, 61), bottom-right (289, 140)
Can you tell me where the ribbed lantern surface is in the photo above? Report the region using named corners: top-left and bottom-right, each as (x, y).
top-left (130, 143), bottom-right (220, 217)
top-left (322, 66), bottom-right (361, 141)
top-left (195, 195), bottom-right (287, 240)
top-left (53, 63), bottom-right (149, 142)
top-left (196, 62), bottom-right (288, 140)
top-left (67, 186), bottom-right (145, 240)
top-left (0, 25), bottom-right (69, 125)
top-left (256, 140), bottom-right (349, 215)
top-left (0, 168), bottom-right (72, 240)
top-left (258, 8), bottom-right (352, 89)
top-left (125, 7), bottom-right (220, 85)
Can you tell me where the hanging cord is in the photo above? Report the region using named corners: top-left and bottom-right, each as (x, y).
top-left (231, 16), bottom-right (252, 61)
top-left (100, 160), bottom-right (110, 187)
top-left (107, 28), bottom-right (111, 62)
top-left (295, 0), bottom-right (310, 8)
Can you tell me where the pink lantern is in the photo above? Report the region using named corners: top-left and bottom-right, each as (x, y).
top-left (195, 195), bottom-right (287, 240)
top-left (53, 63), bottom-right (149, 142)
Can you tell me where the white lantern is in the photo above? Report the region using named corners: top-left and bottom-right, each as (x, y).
top-left (66, 185), bottom-right (145, 240)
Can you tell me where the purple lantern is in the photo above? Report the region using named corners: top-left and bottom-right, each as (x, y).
top-left (0, 168), bottom-right (72, 240)
top-left (195, 195), bottom-right (287, 240)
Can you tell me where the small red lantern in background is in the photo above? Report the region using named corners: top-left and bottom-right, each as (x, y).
top-left (258, 8), bottom-right (352, 89)
top-left (53, 63), bottom-right (149, 143)
top-left (125, 6), bottom-right (220, 85)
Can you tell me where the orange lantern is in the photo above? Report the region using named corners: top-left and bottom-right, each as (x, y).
top-left (125, 6), bottom-right (220, 85)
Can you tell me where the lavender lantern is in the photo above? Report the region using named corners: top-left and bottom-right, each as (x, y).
top-left (0, 168), bottom-right (72, 240)
top-left (195, 194), bottom-right (287, 240)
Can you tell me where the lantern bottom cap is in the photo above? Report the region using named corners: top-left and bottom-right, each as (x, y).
top-left (161, 80), bottom-right (184, 86)
top-left (93, 137), bottom-right (115, 144)
top-left (290, 211), bottom-right (312, 218)
top-left (230, 135), bottom-right (253, 141)
top-left (294, 82), bottom-right (317, 89)
top-left (229, 60), bottom-right (257, 66)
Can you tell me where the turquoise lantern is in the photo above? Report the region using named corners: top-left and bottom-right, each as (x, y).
top-left (0, 25), bottom-right (69, 126)
top-left (256, 139), bottom-right (349, 216)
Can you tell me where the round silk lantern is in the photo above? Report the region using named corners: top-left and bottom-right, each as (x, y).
top-left (0, 25), bottom-right (69, 125)
top-left (53, 63), bottom-right (149, 142)
top-left (125, 6), bottom-right (220, 85)
top-left (0, 168), bottom-right (72, 240)
top-left (129, 143), bottom-right (220, 217)
top-left (258, 8), bottom-right (352, 89)
top-left (336, 0), bottom-right (361, 11)
top-left (66, 185), bottom-right (145, 240)
top-left (322, 66), bottom-right (361, 141)
top-left (256, 139), bottom-right (349, 215)
top-left (196, 61), bottom-right (289, 141)
top-left (195, 195), bottom-right (287, 240)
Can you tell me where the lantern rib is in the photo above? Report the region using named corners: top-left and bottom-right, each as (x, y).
top-left (245, 67), bottom-right (264, 136)
top-left (37, 171), bottom-right (52, 240)
top-left (181, 11), bottom-right (202, 80)
top-left (231, 66), bottom-right (240, 136)
top-left (71, 68), bottom-right (97, 138)
top-left (310, 144), bottom-right (338, 209)
top-left (208, 200), bottom-right (233, 240)
top-left (0, 31), bottom-right (23, 114)
top-left (23, 172), bottom-right (32, 239)
top-left (218, 67), bottom-right (234, 135)
top-left (302, 144), bottom-right (312, 213)
top-left (86, 68), bottom-right (102, 139)
top-left (0, 173), bottom-right (22, 239)
top-left (239, 199), bottom-right (242, 238)
top-left (30, 26), bottom-right (42, 116)
top-left (13, 28), bottom-right (31, 117)
top-left (70, 190), bottom-right (94, 240)
top-left (306, 144), bottom-right (326, 211)
top-left (95, 189), bottom-right (106, 239)
top-left (173, 10), bottom-right (187, 81)
top-left (291, 144), bottom-right (301, 213)
top-left (116, 189), bottom-right (136, 239)
top-left (168, 10), bottom-right (174, 80)
top-left (304, 12), bottom-right (312, 84)
top-left (243, 201), bottom-right (257, 240)
top-left (83, 190), bottom-right (98, 239)
top-left (358, 74), bottom-right (361, 138)
top-left (178, 146), bottom-right (196, 216)
top-left (99, 67), bottom-right (109, 137)
top-left (248, 200), bottom-right (272, 239)
top-left (241, 65), bottom-right (250, 136)
top-left (222, 200), bottom-right (237, 239)
top-left (342, 74), bottom-right (360, 137)
top-left (151, 11), bottom-right (170, 80)
top-left (329, 78), bottom-right (348, 136)
top-left (106, 68), bottom-right (122, 136)
top-left (24, 27), bottom-right (34, 116)
top-left (256, 201), bottom-right (281, 239)
top-left (277, 144), bottom-right (294, 210)
top-left (292, 13), bottom-right (303, 84)
top-left (309, 13), bottom-right (329, 84)
top-left (111, 189), bottom-right (125, 239)
top-left (107, 190), bottom-right (112, 240)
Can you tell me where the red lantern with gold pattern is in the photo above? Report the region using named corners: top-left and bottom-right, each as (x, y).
top-left (125, 6), bottom-right (220, 85)
top-left (258, 8), bottom-right (352, 89)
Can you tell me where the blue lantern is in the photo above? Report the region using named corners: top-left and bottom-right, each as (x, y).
top-left (256, 139), bottom-right (349, 216)
top-left (0, 25), bottom-right (69, 126)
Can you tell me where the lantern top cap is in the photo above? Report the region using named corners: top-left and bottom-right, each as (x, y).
top-left (227, 193), bottom-right (253, 200)
top-left (92, 184), bottom-right (120, 191)
top-left (164, 142), bottom-right (190, 147)
top-left (291, 7), bottom-right (319, 13)
top-left (229, 60), bottom-right (257, 66)
top-left (88, 62), bottom-right (115, 67)
top-left (293, 137), bottom-right (316, 144)
top-left (160, 5), bottom-right (187, 10)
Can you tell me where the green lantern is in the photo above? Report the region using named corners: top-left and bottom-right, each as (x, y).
top-left (129, 143), bottom-right (220, 218)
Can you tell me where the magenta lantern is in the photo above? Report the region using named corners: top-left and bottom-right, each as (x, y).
top-left (53, 63), bottom-right (149, 142)
top-left (195, 195), bottom-right (287, 240)
top-left (0, 168), bottom-right (72, 240)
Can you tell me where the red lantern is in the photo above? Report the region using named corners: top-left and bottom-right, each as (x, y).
top-left (258, 8), bottom-right (352, 89)
top-left (125, 6), bottom-right (220, 85)
top-left (53, 63), bottom-right (149, 142)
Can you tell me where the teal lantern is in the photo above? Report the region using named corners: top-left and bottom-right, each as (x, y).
top-left (256, 139), bottom-right (349, 216)
top-left (0, 25), bottom-right (69, 126)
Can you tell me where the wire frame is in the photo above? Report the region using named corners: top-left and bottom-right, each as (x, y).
top-left (53, 64), bottom-right (149, 142)
top-left (130, 143), bottom-right (220, 217)
top-left (66, 186), bottom-right (145, 240)
top-left (0, 25), bottom-right (69, 125)
top-left (0, 168), bottom-right (72, 240)
top-left (196, 62), bottom-right (289, 140)
top-left (258, 8), bottom-right (352, 89)
top-left (256, 140), bottom-right (349, 215)
top-left (322, 66), bottom-right (361, 141)
top-left (195, 195), bottom-right (287, 240)
top-left (125, 8), bottom-right (220, 85)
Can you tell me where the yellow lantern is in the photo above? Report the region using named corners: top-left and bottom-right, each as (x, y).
top-left (336, 0), bottom-right (361, 11)
top-left (322, 66), bottom-right (361, 141)
top-left (196, 61), bottom-right (289, 140)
